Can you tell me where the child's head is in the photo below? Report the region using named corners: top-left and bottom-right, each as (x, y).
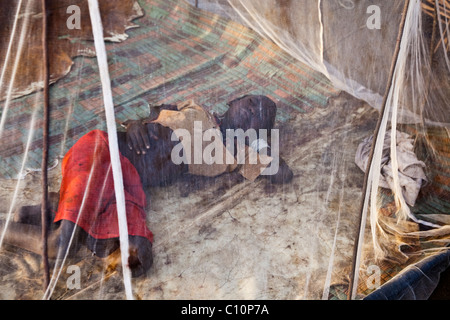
top-left (218, 95), bottom-right (277, 133)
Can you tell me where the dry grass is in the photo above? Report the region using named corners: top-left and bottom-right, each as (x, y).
top-left (422, 0), bottom-right (450, 53)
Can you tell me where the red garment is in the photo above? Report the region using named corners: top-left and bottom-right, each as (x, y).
top-left (54, 130), bottom-right (153, 243)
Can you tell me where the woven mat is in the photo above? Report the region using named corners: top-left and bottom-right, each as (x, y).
top-left (0, 0), bottom-right (339, 180)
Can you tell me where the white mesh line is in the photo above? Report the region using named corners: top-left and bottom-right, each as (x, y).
top-left (87, 0), bottom-right (134, 300)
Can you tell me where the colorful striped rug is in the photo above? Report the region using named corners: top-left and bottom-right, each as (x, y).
top-left (0, 0), bottom-right (339, 180)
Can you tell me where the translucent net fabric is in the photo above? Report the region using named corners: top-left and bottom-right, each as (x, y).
top-left (0, 0), bottom-right (449, 300)
top-left (216, 0), bottom-right (450, 125)
top-left (209, 0), bottom-right (450, 299)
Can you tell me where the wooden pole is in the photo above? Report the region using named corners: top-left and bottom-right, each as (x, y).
top-left (347, 0), bottom-right (411, 300)
top-left (41, 0), bottom-right (50, 291)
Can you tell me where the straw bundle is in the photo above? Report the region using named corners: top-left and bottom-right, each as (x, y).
top-left (422, 0), bottom-right (450, 53)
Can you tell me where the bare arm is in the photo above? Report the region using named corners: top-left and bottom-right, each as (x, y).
top-left (122, 104), bottom-right (177, 155)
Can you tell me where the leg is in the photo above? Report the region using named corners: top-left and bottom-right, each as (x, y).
top-left (1, 219), bottom-right (153, 277)
top-left (55, 220), bottom-right (85, 260)
top-left (84, 233), bottom-right (153, 278)
top-left (0, 219), bottom-right (61, 259)
top-left (0, 217), bottom-right (85, 261)
top-left (84, 233), bottom-right (120, 258)
top-left (14, 192), bottom-right (59, 226)
top-left (128, 236), bottom-right (153, 277)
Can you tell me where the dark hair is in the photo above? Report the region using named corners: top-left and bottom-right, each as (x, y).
top-left (226, 95), bottom-right (277, 130)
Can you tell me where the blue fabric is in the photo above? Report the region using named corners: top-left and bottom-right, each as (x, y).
top-left (364, 249), bottom-right (450, 300)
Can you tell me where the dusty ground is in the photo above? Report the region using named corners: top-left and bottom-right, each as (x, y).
top-left (0, 92), bottom-right (380, 300)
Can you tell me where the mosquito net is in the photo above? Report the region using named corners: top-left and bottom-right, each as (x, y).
top-left (0, 0), bottom-right (449, 300)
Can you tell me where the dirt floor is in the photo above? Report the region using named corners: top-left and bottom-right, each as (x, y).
top-left (0, 92), bottom-right (384, 300)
